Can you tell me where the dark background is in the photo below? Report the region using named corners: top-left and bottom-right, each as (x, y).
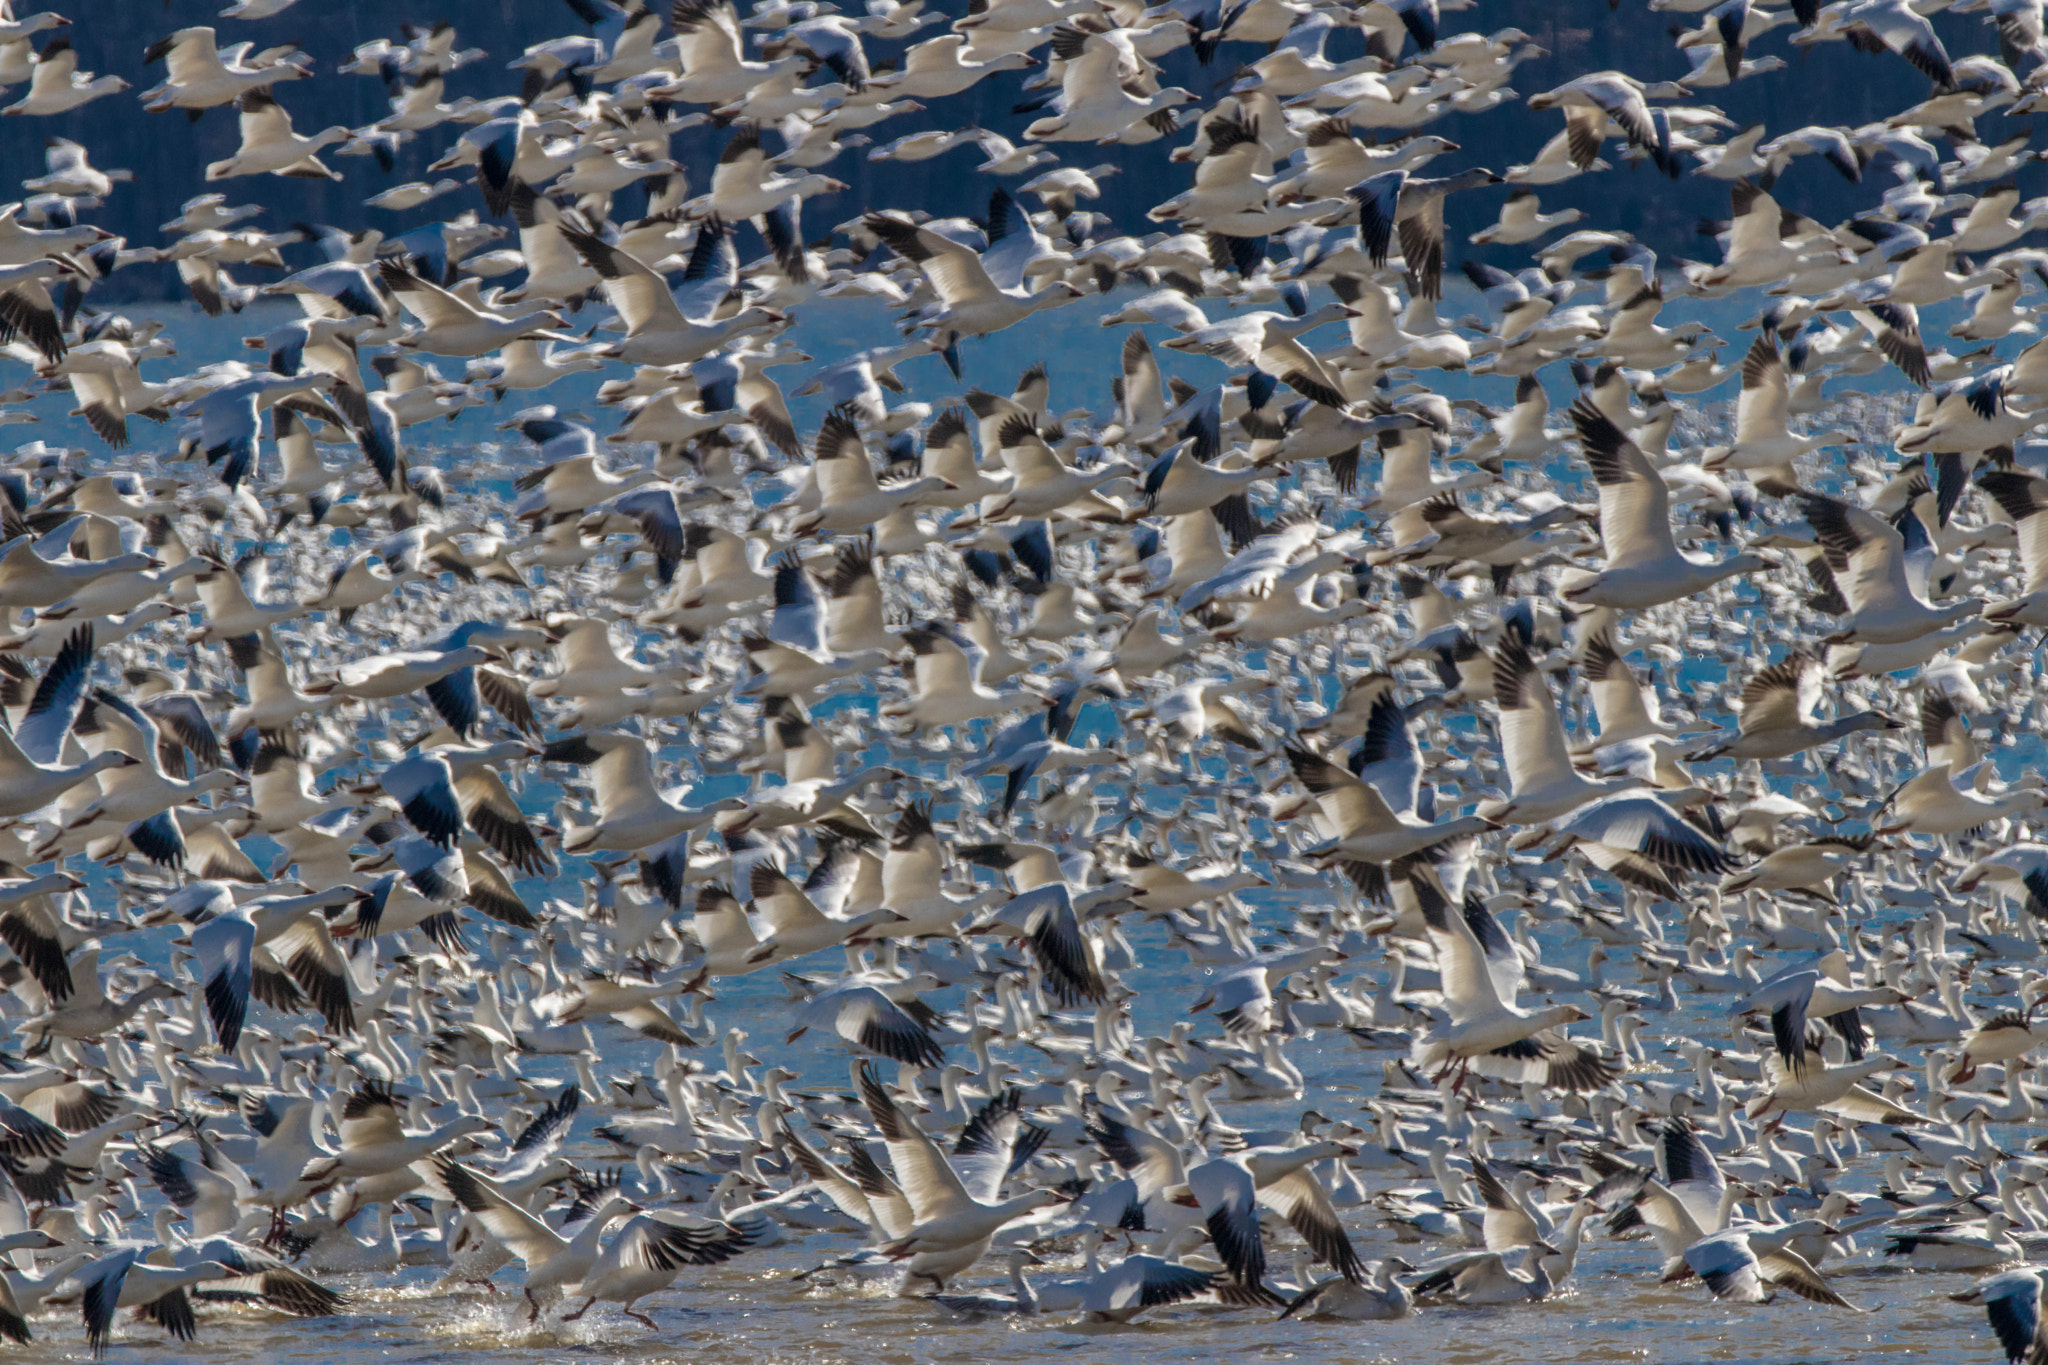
top-left (11, 0), bottom-right (2037, 299)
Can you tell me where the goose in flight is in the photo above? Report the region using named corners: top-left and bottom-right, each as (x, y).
top-left (1796, 491), bottom-right (1982, 645)
top-left (141, 26), bottom-right (309, 114)
top-left (1481, 634), bottom-right (1641, 825)
top-left (563, 218), bottom-right (787, 366)
top-left (1410, 880), bottom-right (1611, 1092)
top-left (853, 1062), bottom-right (1064, 1292)
top-left (204, 90), bottom-right (348, 181)
top-left (864, 211), bottom-right (1085, 367)
top-left (1687, 651), bottom-right (1903, 761)
top-left (1561, 398), bottom-right (1769, 609)
top-left (540, 730), bottom-right (743, 854)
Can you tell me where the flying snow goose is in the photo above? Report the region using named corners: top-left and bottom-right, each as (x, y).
top-left (2, 36), bottom-right (128, 116)
top-left (1687, 651), bottom-right (1902, 760)
top-left (787, 977), bottom-right (946, 1067)
top-left (1700, 332), bottom-right (1848, 492)
top-left (561, 1212), bottom-right (761, 1328)
top-left (1796, 491), bottom-right (1981, 645)
top-left (1480, 635), bottom-right (1640, 825)
top-left (204, 90), bottom-right (346, 180)
top-left (141, 26), bottom-right (308, 113)
top-left (1562, 398), bottom-right (1768, 609)
top-left (854, 1063), bottom-right (1063, 1291)
top-left (1953, 1267), bottom-right (2048, 1365)
top-left (562, 219), bottom-right (787, 366)
top-left (1682, 1226), bottom-right (1854, 1307)
top-left (540, 730), bottom-right (742, 854)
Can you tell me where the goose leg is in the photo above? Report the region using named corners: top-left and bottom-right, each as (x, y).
top-left (525, 1289), bottom-right (542, 1323)
top-left (561, 1298), bottom-right (596, 1322)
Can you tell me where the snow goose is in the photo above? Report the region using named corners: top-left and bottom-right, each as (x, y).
top-left (1897, 368), bottom-right (2035, 454)
top-left (1721, 833), bottom-right (1872, 897)
top-left (562, 1211), bottom-right (761, 1327)
top-left (787, 976), bottom-right (947, 1067)
top-left (1729, 951), bottom-right (1903, 1068)
top-left (0, 526), bottom-right (159, 613)
top-left (963, 881), bottom-right (1111, 1007)
top-left (1953, 1266), bottom-right (2048, 1364)
top-left (140, 26), bottom-right (308, 113)
top-left (1746, 1051), bottom-right (1922, 1130)
top-left (1884, 1211), bottom-right (2024, 1271)
top-left (854, 1063), bottom-right (1064, 1291)
top-left (1161, 302), bottom-right (1356, 407)
top-left (1048, 1251), bottom-right (1231, 1322)
top-left (695, 121), bottom-right (847, 224)
top-left (304, 643), bottom-right (494, 705)
top-left (1282, 739), bottom-right (1493, 890)
top-left (1350, 167), bottom-right (1505, 300)
top-left (1282, 1256), bottom-right (1415, 1319)
top-left (1470, 188), bottom-right (1584, 245)
top-left (1235, 1140), bottom-right (1365, 1281)
top-left (1688, 651), bottom-right (1902, 760)
top-left (379, 260), bottom-right (566, 357)
top-left (1975, 469), bottom-right (2048, 625)
top-left (1561, 398), bottom-right (1767, 609)
top-left (540, 730), bottom-right (739, 854)
top-left (1570, 627), bottom-right (1691, 755)
top-left (864, 212), bottom-right (1085, 364)
top-left (969, 414), bottom-right (1131, 522)
top-left (1408, 1241), bottom-right (1557, 1304)
top-left (870, 33), bottom-right (1035, 100)
top-left (1525, 70), bottom-right (1681, 176)
top-left (1699, 332), bottom-right (1847, 492)
top-left (1841, 0), bottom-right (1954, 86)
top-left (66, 1247), bottom-right (237, 1354)
top-left (875, 800), bottom-right (1005, 938)
top-left (186, 551), bottom-right (303, 642)
top-left (928, 1246), bottom-right (1044, 1314)
top-left (1401, 865), bottom-right (1611, 1092)
top-left (1874, 760), bottom-right (2048, 837)
top-left (1956, 844), bottom-right (2048, 921)
top-left (1480, 634), bottom-right (1640, 825)
top-left (790, 412), bottom-right (953, 536)
top-left (1541, 790), bottom-right (1733, 897)
top-left (1797, 491), bottom-right (1981, 645)
top-left (882, 620), bottom-right (1035, 730)
top-left (744, 853), bottom-right (901, 966)
top-left (298, 1083), bottom-right (495, 1188)
top-left (179, 882), bottom-right (356, 1035)
top-left (204, 90), bottom-right (346, 181)
top-left (562, 219), bottom-right (787, 366)
top-left (435, 1155), bottom-right (639, 1322)
top-left (1683, 1225), bottom-right (1855, 1307)
top-left (1, 36), bottom-right (126, 116)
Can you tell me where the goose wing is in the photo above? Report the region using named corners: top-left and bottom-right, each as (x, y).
top-left (1491, 634), bottom-right (1574, 795)
top-left (433, 1155), bottom-right (567, 1265)
top-left (1258, 1165), bottom-right (1364, 1282)
top-left (377, 259), bottom-right (485, 330)
top-left (1570, 397), bottom-right (1676, 566)
top-left (1737, 653), bottom-right (1820, 734)
top-left (191, 908), bottom-right (255, 1053)
top-left (1406, 863), bottom-right (1506, 1020)
top-left (1734, 331), bottom-right (1790, 441)
top-left (855, 1060), bottom-right (976, 1221)
top-left (1284, 742), bottom-right (1404, 837)
top-left (1977, 468), bottom-right (2048, 595)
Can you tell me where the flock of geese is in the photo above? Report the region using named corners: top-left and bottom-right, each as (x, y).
top-left (5, 0), bottom-right (2048, 1360)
